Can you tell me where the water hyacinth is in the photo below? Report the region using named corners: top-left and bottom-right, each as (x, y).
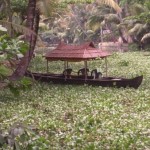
top-left (0, 52), bottom-right (150, 149)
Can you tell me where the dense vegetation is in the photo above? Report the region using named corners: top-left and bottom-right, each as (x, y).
top-left (0, 52), bottom-right (150, 149)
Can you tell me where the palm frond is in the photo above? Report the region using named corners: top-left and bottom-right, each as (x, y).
top-left (60, 0), bottom-right (121, 12)
top-left (105, 14), bottom-right (120, 24)
top-left (36, 0), bottom-right (59, 17)
top-left (88, 15), bottom-right (104, 29)
top-left (130, 3), bottom-right (148, 15)
top-left (142, 23), bottom-right (150, 31)
top-left (120, 18), bottom-right (142, 29)
top-left (96, 0), bottom-right (121, 12)
top-left (128, 23), bottom-right (143, 35)
top-left (141, 33), bottom-right (150, 43)
top-left (0, 20), bottom-right (36, 36)
top-left (145, 1), bottom-right (150, 10)
top-left (97, 5), bottom-right (112, 15)
top-left (91, 23), bottom-right (101, 31)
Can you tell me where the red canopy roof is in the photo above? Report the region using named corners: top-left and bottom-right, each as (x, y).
top-left (45, 42), bottom-right (111, 61)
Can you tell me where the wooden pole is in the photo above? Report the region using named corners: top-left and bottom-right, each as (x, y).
top-left (64, 61), bottom-right (66, 70)
top-left (64, 61), bottom-right (67, 80)
top-left (84, 60), bottom-right (87, 80)
top-left (66, 61), bottom-right (68, 69)
top-left (47, 60), bottom-right (49, 73)
top-left (105, 57), bottom-right (108, 77)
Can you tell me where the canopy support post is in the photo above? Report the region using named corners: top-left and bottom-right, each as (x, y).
top-left (47, 60), bottom-right (49, 73)
top-left (105, 57), bottom-right (108, 77)
top-left (64, 61), bottom-right (66, 80)
top-left (66, 61), bottom-right (68, 69)
top-left (64, 61), bottom-right (69, 69)
top-left (84, 60), bottom-right (87, 80)
top-left (64, 61), bottom-right (66, 70)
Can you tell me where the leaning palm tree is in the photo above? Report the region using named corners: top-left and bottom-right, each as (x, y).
top-left (10, 0), bottom-right (59, 80)
top-left (5, 0), bottom-right (121, 80)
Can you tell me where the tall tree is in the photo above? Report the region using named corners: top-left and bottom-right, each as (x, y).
top-left (10, 0), bottom-right (58, 80)
top-left (10, 0), bottom-right (37, 80)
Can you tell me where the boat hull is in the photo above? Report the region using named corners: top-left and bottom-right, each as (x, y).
top-left (25, 71), bottom-right (143, 89)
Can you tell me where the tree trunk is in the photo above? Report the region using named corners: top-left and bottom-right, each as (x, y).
top-left (10, 0), bottom-right (37, 80)
top-left (29, 9), bottom-right (40, 60)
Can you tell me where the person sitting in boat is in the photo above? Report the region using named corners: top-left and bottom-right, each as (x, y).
top-left (63, 68), bottom-right (72, 78)
top-left (91, 69), bottom-right (102, 79)
top-left (78, 68), bottom-right (89, 76)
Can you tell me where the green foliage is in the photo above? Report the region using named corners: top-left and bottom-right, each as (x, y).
top-left (118, 60), bottom-right (129, 66)
top-left (119, 0), bottom-right (148, 6)
top-left (128, 43), bottom-right (139, 51)
top-left (0, 34), bottom-right (28, 59)
top-left (8, 77), bottom-right (32, 96)
top-left (0, 65), bottom-right (11, 80)
top-left (129, 12), bottom-right (150, 23)
top-left (0, 123), bottom-right (41, 149)
top-left (62, 0), bottom-right (93, 4)
top-left (120, 0), bottom-right (150, 46)
top-left (8, 39), bottom-right (29, 55)
top-left (0, 0), bottom-right (27, 21)
top-left (0, 30), bottom-right (31, 95)
top-left (11, 0), bottom-right (28, 14)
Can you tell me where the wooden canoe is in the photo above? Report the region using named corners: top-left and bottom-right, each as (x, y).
top-left (25, 71), bottom-right (143, 89)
